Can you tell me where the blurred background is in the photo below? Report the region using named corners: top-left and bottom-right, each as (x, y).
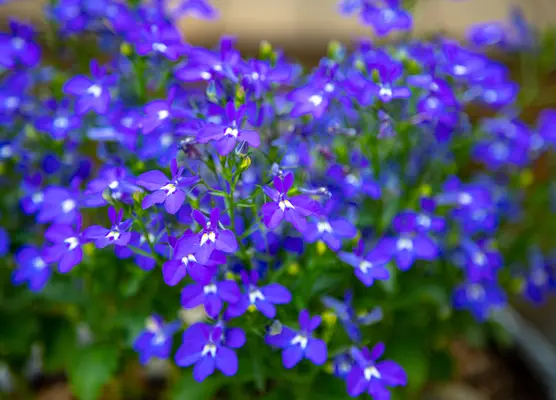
top-left (2, 0), bottom-right (556, 399)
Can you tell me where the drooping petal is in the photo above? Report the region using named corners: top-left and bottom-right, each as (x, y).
top-left (225, 328), bottom-right (246, 348)
top-left (261, 283), bottom-right (292, 304)
top-left (164, 189), bottom-right (186, 214)
top-left (346, 366), bottom-right (368, 397)
top-left (260, 202), bottom-right (285, 229)
top-left (282, 345), bottom-right (304, 369)
top-left (215, 230), bottom-right (237, 253)
top-left (255, 300), bottom-right (277, 318)
top-left (180, 283), bottom-right (205, 308)
top-left (137, 170), bottom-right (169, 190)
top-left (305, 338), bottom-right (327, 365)
top-left (193, 356), bottom-right (216, 382)
top-left (376, 360), bottom-right (408, 386)
top-left (215, 347), bottom-right (238, 376)
top-left (163, 260), bottom-right (187, 286)
top-left (142, 191), bottom-right (166, 209)
top-left (59, 247), bottom-right (82, 273)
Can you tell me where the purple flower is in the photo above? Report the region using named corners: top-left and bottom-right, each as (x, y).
top-left (333, 353), bottom-right (354, 379)
top-left (12, 246), bottom-right (51, 292)
top-left (197, 103), bottom-right (260, 156)
top-left (327, 164), bottom-right (381, 200)
top-left (43, 220), bottom-right (87, 273)
top-left (175, 322), bottom-right (245, 382)
top-left (265, 309), bottom-right (327, 369)
top-left (467, 22), bottom-right (507, 48)
top-left (412, 198), bottom-right (445, 233)
top-left (261, 172), bottom-right (320, 233)
top-left (378, 212), bottom-right (438, 270)
top-left (365, 53), bottom-right (410, 102)
top-left (522, 249), bottom-right (556, 304)
top-left (322, 291), bottom-right (382, 342)
top-left (340, 240), bottom-right (390, 287)
top-left (0, 20), bottom-right (41, 68)
top-left (34, 99), bottom-right (81, 140)
top-left (459, 238), bottom-right (502, 282)
top-left (20, 173), bottom-right (44, 215)
top-left (84, 166), bottom-right (139, 207)
top-left (175, 36), bottom-right (241, 83)
top-left (346, 343), bottom-right (407, 398)
top-left (0, 227), bottom-right (8, 257)
top-left (192, 208), bottom-right (238, 264)
top-left (63, 60), bottom-right (113, 115)
top-left (83, 207), bottom-right (132, 248)
top-left (304, 201), bottom-right (357, 251)
top-left (241, 59), bottom-right (294, 98)
top-left (181, 278), bottom-right (241, 318)
top-left (162, 233), bottom-right (221, 286)
top-left (453, 280), bottom-right (506, 321)
top-left (226, 270), bottom-right (292, 319)
top-left (133, 315), bottom-right (181, 365)
top-left (141, 88), bottom-right (183, 134)
top-left (137, 158), bottom-right (199, 215)
top-left (173, 0), bottom-right (219, 20)
top-left (361, 0), bottom-right (412, 37)
top-left (133, 24), bottom-right (184, 61)
top-left (37, 186), bottom-right (80, 225)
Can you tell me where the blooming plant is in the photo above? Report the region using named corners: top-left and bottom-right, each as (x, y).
top-left (2, 0), bottom-right (556, 399)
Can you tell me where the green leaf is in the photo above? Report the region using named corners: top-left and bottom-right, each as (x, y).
top-left (170, 372), bottom-right (223, 400)
top-left (42, 317), bottom-right (76, 373)
top-left (428, 350), bottom-right (453, 382)
top-left (68, 344), bottom-right (119, 400)
top-left (388, 336), bottom-right (429, 393)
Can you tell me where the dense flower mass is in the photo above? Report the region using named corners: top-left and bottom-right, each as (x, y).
top-left (1, 0), bottom-right (556, 398)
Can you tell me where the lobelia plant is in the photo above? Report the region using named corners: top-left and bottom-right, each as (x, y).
top-left (1, 0), bottom-right (556, 399)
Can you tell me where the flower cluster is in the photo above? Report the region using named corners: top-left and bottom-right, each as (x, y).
top-left (1, 0), bottom-right (556, 398)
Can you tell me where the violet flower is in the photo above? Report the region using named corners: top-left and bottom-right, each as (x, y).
top-left (459, 238), bottom-right (502, 282)
top-left (43, 219), bottom-right (88, 273)
top-left (137, 158), bottom-right (199, 214)
top-left (453, 280), bottom-right (506, 321)
top-left (339, 240), bottom-right (390, 287)
top-left (360, 0), bottom-right (412, 37)
top-left (175, 322), bottom-right (245, 382)
top-left (83, 207), bottom-right (132, 249)
top-left (63, 60), bottom-right (113, 115)
top-left (265, 309), bottom-right (327, 369)
top-left (192, 208), bottom-right (238, 265)
top-left (226, 269), bottom-right (292, 319)
top-left (261, 172), bottom-right (320, 233)
top-left (346, 343), bottom-right (407, 397)
top-left (0, 20), bottom-right (41, 68)
top-left (37, 186), bottom-right (80, 225)
top-left (181, 278), bottom-right (241, 318)
top-left (162, 233), bottom-right (221, 286)
top-left (378, 212), bottom-right (438, 270)
top-left (304, 200), bottom-right (357, 251)
top-left (11, 246), bottom-right (51, 292)
top-left (133, 315), bottom-right (181, 365)
top-left (197, 103), bottom-right (260, 156)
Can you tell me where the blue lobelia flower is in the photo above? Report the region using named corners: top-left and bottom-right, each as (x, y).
top-left (467, 22), bottom-right (508, 48)
top-left (37, 185), bottom-right (80, 225)
top-left (265, 309), bottom-right (327, 369)
top-left (43, 217), bottom-right (88, 273)
top-left (378, 212), bottom-right (438, 271)
top-left (322, 290), bottom-right (382, 343)
top-left (304, 200), bottom-right (357, 252)
top-left (346, 343), bottom-right (407, 398)
top-left (173, 0), bottom-right (220, 20)
top-left (181, 278), bottom-right (241, 318)
top-left (192, 207), bottom-right (238, 264)
top-left (0, 227), bottom-right (9, 257)
top-left (261, 172), bottom-right (320, 233)
top-left (83, 207), bottom-right (133, 249)
top-left (522, 248), bottom-right (556, 305)
top-left (333, 353), bottom-right (354, 379)
top-left (34, 99), bottom-right (81, 140)
top-left (0, 20), bottom-right (41, 68)
top-left (458, 238), bottom-right (502, 282)
top-left (196, 103), bottom-right (260, 156)
top-left (137, 158), bottom-right (199, 215)
top-left (141, 87), bottom-right (183, 134)
top-left (133, 315), bottom-right (182, 365)
top-left (83, 166), bottom-right (140, 207)
top-left (339, 240), bottom-right (390, 287)
top-left (12, 246), bottom-right (51, 292)
top-left (162, 232), bottom-right (221, 286)
top-left (226, 269), bottom-right (292, 319)
top-left (63, 60), bottom-right (113, 115)
top-left (175, 322), bottom-right (245, 382)
top-left (360, 0), bottom-right (412, 37)
top-left (453, 280), bottom-right (506, 321)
